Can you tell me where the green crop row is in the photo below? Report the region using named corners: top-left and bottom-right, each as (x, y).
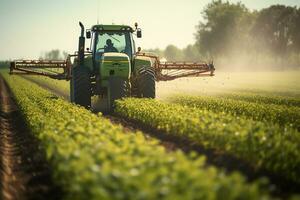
top-left (115, 98), bottom-right (300, 185)
top-left (216, 92), bottom-right (300, 108)
top-left (168, 95), bottom-right (300, 130)
top-left (25, 75), bottom-right (69, 94)
top-left (22, 74), bottom-right (300, 109)
top-left (1, 73), bottom-right (269, 200)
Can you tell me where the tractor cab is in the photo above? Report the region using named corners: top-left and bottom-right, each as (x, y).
top-left (87, 24), bottom-right (141, 61)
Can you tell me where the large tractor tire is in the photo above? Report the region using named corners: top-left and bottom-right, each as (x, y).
top-left (136, 67), bottom-right (156, 98)
top-left (108, 76), bottom-right (128, 111)
top-left (70, 66), bottom-right (91, 108)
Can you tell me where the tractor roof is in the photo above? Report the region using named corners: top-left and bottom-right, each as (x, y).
top-left (91, 24), bottom-right (134, 32)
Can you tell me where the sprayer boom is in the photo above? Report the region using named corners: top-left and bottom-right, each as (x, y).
top-left (10, 53), bottom-right (214, 81)
top-left (136, 52), bottom-right (215, 81)
top-left (10, 57), bottom-right (74, 80)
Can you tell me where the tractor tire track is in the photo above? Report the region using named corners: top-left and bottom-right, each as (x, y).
top-left (0, 76), bottom-right (61, 200)
top-left (22, 76), bottom-right (300, 198)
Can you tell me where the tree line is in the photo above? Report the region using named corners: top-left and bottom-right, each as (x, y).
top-left (27, 1), bottom-right (300, 70)
top-left (39, 49), bottom-right (68, 60)
top-left (146, 1), bottom-right (300, 70)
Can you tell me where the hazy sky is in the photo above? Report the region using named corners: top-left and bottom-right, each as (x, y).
top-left (0, 0), bottom-right (299, 60)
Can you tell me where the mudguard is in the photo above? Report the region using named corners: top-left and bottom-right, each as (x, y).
top-left (133, 55), bottom-right (152, 75)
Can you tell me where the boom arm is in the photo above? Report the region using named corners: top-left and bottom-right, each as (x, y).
top-left (10, 56), bottom-right (74, 80)
top-left (136, 52), bottom-right (215, 81)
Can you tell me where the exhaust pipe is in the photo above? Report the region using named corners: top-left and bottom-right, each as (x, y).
top-left (79, 22), bottom-right (84, 37)
top-left (78, 22), bottom-right (85, 66)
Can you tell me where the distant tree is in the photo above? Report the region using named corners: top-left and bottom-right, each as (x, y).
top-left (143, 48), bottom-right (165, 57)
top-left (164, 45), bottom-right (184, 61)
top-left (290, 8), bottom-right (300, 52)
top-left (39, 49), bottom-right (68, 60)
top-left (45, 49), bottom-right (60, 60)
top-left (143, 45), bottom-right (203, 62)
top-left (251, 5), bottom-right (296, 56)
top-left (183, 44), bottom-right (202, 61)
top-left (195, 0), bottom-right (251, 57)
top-left (0, 61), bottom-right (9, 68)
top-left (62, 51), bottom-right (69, 59)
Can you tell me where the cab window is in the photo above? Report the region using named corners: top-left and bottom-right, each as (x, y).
top-left (95, 31), bottom-right (132, 58)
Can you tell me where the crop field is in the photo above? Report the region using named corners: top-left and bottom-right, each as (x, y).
top-left (0, 68), bottom-right (300, 199)
top-left (2, 0), bottom-right (300, 199)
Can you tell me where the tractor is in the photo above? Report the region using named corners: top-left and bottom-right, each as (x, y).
top-left (10, 22), bottom-right (215, 112)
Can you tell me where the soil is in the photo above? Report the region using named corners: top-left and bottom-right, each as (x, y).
top-left (0, 76), bottom-right (61, 200)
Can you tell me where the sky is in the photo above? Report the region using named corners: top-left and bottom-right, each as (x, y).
top-left (0, 0), bottom-right (299, 60)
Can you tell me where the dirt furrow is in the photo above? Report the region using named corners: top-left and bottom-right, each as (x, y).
top-left (0, 76), bottom-right (61, 200)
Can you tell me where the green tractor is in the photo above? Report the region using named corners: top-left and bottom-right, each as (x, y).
top-left (71, 22), bottom-right (155, 112)
top-left (10, 22), bottom-right (214, 113)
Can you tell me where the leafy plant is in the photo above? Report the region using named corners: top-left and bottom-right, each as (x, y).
top-left (115, 98), bottom-right (300, 184)
top-left (1, 73), bottom-right (268, 200)
top-left (169, 95), bottom-right (300, 129)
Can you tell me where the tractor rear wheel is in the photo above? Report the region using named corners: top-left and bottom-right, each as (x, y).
top-left (108, 76), bottom-right (128, 111)
top-left (136, 67), bottom-right (156, 98)
top-left (70, 66), bottom-right (91, 108)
